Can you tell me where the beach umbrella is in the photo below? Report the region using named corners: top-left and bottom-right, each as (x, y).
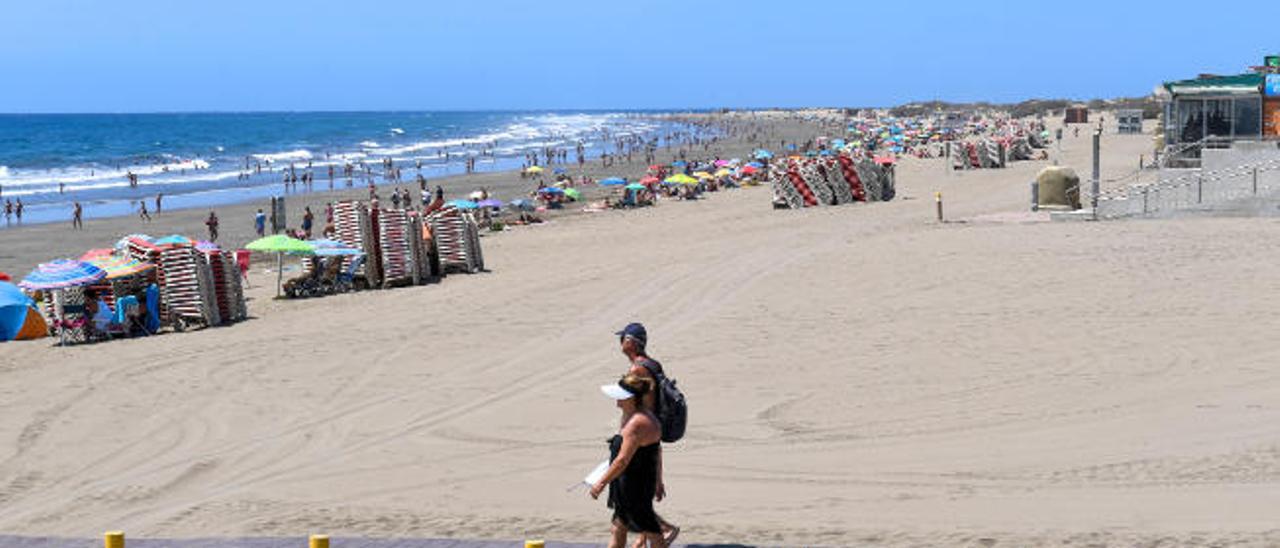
top-left (740, 165), bottom-right (759, 175)
top-left (671, 160), bottom-right (687, 167)
top-left (692, 171), bottom-right (713, 179)
top-left (153, 234), bottom-right (194, 246)
top-left (477, 198), bottom-right (504, 209)
top-left (0, 281), bottom-right (33, 342)
top-left (306, 239), bottom-right (364, 257)
top-left (713, 160), bottom-right (730, 167)
top-left (714, 168), bottom-right (733, 177)
top-left (509, 199), bottom-right (535, 211)
top-left (19, 259), bottom-right (107, 291)
top-left (0, 271), bottom-right (9, 282)
top-left (647, 165), bottom-right (663, 170)
top-left (246, 235), bottom-right (314, 298)
top-left (754, 149), bottom-right (774, 159)
top-left (598, 177), bottom-right (627, 186)
top-left (639, 176), bottom-right (660, 185)
top-left (553, 167), bottom-right (567, 174)
top-left (447, 199), bottom-right (479, 210)
top-left (80, 248), bottom-right (116, 260)
top-left (746, 161), bottom-right (764, 168)
top-left (625, 183), bottom-right (646, 191)
top-left (663, 173), bottom-right (699, 185)
top-left (563, 188), bottom-right (582, 200)
top-left (82, 254), bottom-right (156, 280)
top-left (538, 186), bottom-right (565, 194)
top-left (525, 166), bottom-right (544, 174)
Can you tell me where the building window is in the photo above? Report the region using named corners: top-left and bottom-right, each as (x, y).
top-left (1205, 99), bottom-right (1233, 138)
top-left (1233, 97), bottom-right (1261, 138)
top-left (1177, 99), bottom-right (1203, 143)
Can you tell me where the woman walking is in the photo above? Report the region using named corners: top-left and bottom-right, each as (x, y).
top-left (591, 374), bottom-right (668, 548)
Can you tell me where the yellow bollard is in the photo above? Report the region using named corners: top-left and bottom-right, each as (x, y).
top-left (525, 541), bottom-right (545, 548)
top-left (934, 191), bottom-right (944, 222)
top-left (104, 531), bottom-right (124, 548)
top-left (310, 534), bottom-right (330, 548)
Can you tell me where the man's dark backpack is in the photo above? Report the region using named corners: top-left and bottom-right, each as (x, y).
top-left (639, 358), bottom-right (687, 443)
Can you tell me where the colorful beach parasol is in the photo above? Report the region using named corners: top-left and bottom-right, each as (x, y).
top-left (525, 166), bottom-right (544, 174)
top-left (639, 176), bottom-right (660, 185)
top-left (714, 168), bottom-right (733, 177)
top-left (447, 199), bottom-right (479, 210)
top-left (82, 254), bottom-right (156, 280)
top-left (753, 149), bottom-right (774, 160)
top-left (740, 166), bottom-right (759, 175)
top-left (563, 188), bottom-right (582, 200)
top-left (152, 234), bottom-right (194, 246)
top-left (692, 171), bottom-right (712, 179)
top-left (246, 235), bottom-right (314, 254)
top-left (477, 198), bottom-right (504, 209)
top-left (0, 281), bottom-right (34, 342)
top-left (306, 239), bottom-right (364, 257)
top-left (625, 183), bottom-right (646, 191)
top-left (0, 271), bottom-right (9, 282)
top-left (246, 235), bottom-right (314, 297)
top-left (538, 186), bottom-right (565, 194)
top-left (598, 177), bottom-right (627, 186)
top-left (663, 173), bottom-right (699, 185)
top-left (19, 259), bottom-right (107, 291)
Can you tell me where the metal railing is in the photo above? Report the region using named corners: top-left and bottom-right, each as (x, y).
top-left (1094, 157), bottom-right (1280, 219)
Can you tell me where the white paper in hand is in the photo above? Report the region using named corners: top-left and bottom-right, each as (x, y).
top-left (584, 459), bottom-right (610, 486)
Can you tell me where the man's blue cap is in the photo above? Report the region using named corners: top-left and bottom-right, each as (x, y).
top-left (615, 322), bottom-right (647, 346)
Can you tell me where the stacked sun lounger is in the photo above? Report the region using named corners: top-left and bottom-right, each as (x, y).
top-left (42, 287), bottom-right (89, 344)
top-left (377, 208), bottom-right (414, 287)
top-left (160, 244), bottom-right (220, 329)
top-left (199, 248), bottom-right (246, 324)
top-left (769, 153), bottom-right (896, 210)
top-left (333, 200), bottom-right (383, 288)
top-left (427, 206), bottom-right (484, 273)
top-left (406, 212), bottom-right (436, 285)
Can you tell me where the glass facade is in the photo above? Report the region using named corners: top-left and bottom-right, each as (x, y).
top-left (1169, 96), bottom-right (1264, 143)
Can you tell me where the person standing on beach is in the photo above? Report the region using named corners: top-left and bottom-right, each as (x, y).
top-left (155, 193), bottom-right (163, 215)
top-left (139, 201), bottom-right (152, 222)
top-left (592, 374), bottom-right (668, 548)
top-left (206, 211), bottom-right (220, 242)
top-left (301, 206), bottom-right (314, 239)
top-left (254, 209), bottom-right (266, 237)
top-left (14, 199), bottom-right (22, 222)
top-left (72, 201), bottom-right (83, 229)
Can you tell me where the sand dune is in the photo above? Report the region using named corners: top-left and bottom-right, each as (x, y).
top-left (5, 122), bottom-right (1280, 546)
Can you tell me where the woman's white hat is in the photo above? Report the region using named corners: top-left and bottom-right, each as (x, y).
top-left (600, 382), bottom-right (635, 400)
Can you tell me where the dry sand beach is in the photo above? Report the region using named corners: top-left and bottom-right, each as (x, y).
top-left (5, 114), bottom-right (1280, 546)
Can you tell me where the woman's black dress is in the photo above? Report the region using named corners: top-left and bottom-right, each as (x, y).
top-left (606, 434), bottom-right (662, 533)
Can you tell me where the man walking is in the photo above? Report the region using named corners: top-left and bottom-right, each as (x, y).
top-left (615, 322), bottom-right (680, 546)
top-left (205, 211), bottom-right (220, 242)
top-left (72, 201), bottom-right (83, 229)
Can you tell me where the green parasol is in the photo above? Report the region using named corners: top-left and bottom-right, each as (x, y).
top-left (245, 235), bottom-right (314, 297)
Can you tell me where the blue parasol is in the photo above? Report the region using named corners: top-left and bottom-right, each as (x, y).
top-left (0, 281), bottom-right (33, 342)
top-left (447, 199), bottom-right (479, 209)
top-left (599, 177), bottom-right (627, 186)
top-left (19, 259), bottom-right (107, 291)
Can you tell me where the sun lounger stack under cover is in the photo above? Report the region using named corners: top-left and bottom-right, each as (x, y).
top-left (377, 208), bottom-right (414, 287)
top-left (333, 200), bottom-right (383, 288)
top-left (427, 206), bottom-right (484, 274)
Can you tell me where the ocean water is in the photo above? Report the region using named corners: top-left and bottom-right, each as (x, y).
top-left (0, 111), bottom-right (699, 225)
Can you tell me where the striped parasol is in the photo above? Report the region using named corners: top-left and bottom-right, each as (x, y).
top-left (19, 259), bottom-right (107, 290)
top-left (81, 254), bottom-right (156, 280)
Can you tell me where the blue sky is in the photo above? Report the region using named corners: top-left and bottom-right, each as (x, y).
top-left (1, 0), bottom-right (1276, 112)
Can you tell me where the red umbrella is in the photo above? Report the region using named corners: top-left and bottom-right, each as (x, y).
top-left (639, 176), bottom-right (660, 185)
top-left (0, 271), bottom-right (9, 282)
top-left (740, 165), bottom-right (759, 175)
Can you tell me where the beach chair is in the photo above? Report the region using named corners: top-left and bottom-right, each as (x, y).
top-left (334, 254), bottom-right (365, 293)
